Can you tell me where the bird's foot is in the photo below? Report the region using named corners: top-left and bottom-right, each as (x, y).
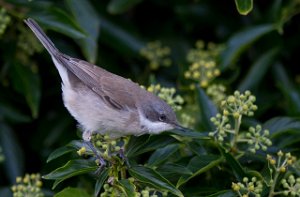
top-left (118, 147), bottom-right (130, 168)
top-left (85, 140), bottom-right (107, 174)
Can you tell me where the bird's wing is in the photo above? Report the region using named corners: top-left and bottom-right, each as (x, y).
top-left (56, 54), bottom-right (138, 111)
top-left (24, 18), bottom-right (139, 111)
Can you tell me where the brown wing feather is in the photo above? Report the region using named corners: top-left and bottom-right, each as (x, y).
top-left (56, 54), bottom-right (138, 110)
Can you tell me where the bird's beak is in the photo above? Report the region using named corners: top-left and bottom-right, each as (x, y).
top-left (173, 123), bottom-right (190, 132)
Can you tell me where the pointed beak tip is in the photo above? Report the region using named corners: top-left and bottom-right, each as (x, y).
top-left (174, 123), bottom-right (190, 132)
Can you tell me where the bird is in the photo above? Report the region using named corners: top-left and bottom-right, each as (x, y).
top-left (24, 18), bottom-right (187, 150)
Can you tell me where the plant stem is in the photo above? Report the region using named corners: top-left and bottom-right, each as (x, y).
top-left (231, 115), bottom-right (242, 149)
top-left (268, 171), bottom-right (279, 197)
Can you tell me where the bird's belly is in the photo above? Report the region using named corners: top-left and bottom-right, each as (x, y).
top-left (61, 84), bottom-right (143, 137)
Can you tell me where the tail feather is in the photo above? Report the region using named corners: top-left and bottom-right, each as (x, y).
top-left (24, 18), bottom-right (71, 86)
top-left (24, 18), bottom-right (59, 56)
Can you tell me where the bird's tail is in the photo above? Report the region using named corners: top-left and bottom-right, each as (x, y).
top-left (24, 18), bottom-right (59, 56)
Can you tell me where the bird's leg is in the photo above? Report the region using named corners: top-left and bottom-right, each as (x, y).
top-left (118, 144), bottom-right (130, 168)
top-left (83, 130), bottom-right (106, 169)
top-left (86, 140), bottom-right (106, 166)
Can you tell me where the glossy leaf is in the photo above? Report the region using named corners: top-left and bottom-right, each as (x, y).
top-left (46, 146), bottom-right (74, 163)
top-left (220, 24), bottom-right (275, 69)
top-left (167, 129), bottom-right (210, 139)
top-left (219, 147), bottom-right (246, 181)
top-left (206, 190), bottom-right (236, 197)
top-left (43, 159), bottom-right (98, 189)
top-left (235, 0), bottom-right (253, 15)
top-left (177, 155), bottom-right (222, 187)
top-left (30, 7), bottom-right (86, 39)
top-left (0, 188), bottom-right (11, 197)
top-left (273, 64), bottom-right (300, 115)
top-left (47, 140), bottom-right (92, 163)
top-left (10, 63), bottom-right (41, 118)
top-left (126, 135), bottom-right (176, 157)
top-left (119, 179), bottom-right (136, 197)
top-left (107, 0), bottom-right (142, 14)
top-left (0, 123), bottom-right (24, 183)
top-left (129, 165), bottom-right (183, 196)
top-left (125, 135), bottom-right (150, 157)
top-left (157, 163), bottom-right (193, 178)
top-left (238, 48), bottom-right (279, 91)
top-left (65, 0), bottom-right (100, 63)
top-left (98, 16), bottom-right (145, 56)
top-left (94, 168), bottom-right (109, 197)
top-left (0, 102), bottom-right (31, 123)
top-left (263, 117), bottom-right (300, 137)
top-left (147, 143), bottom-right (180, 167)
top-left (55, 187), bottom-right (90, 197)
top-left (196, 86), bottom-right (218, 131)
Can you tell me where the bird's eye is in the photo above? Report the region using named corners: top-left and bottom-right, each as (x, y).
top-left (158, 114), bottom-right (166, 122)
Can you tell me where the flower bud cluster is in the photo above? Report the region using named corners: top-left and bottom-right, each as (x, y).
top-left (208, 91), bottom-right (272, 153)
top-left (180, 113), bottom-right (196, 128)
top-left (281, 175), bottom-right (300, 196)
top-left (0, 146), bottom-right (4, 163)
top-left (91, 134), bottom-right (125, 160)
top-left (232, 177), bottom-right (263, 197)
top-left (245, 125), bottom-right (272, 153)
top-left (136, 187), bottom-right (168, 197)
top-left (220, 90), bottom-right (257, 118)
top-left (140, 41), bottom-right (172, 70)
top-left (11, 173), bottom-right (44, 197)
top-left (209, 113), bottom-right (231, 142)
top-left (100, 180), bottom-right (168, 197)
top-left (185, 41), bottom-right (223, 88)
top-left (206, 84), bottom-right (227, 107)
top-left (267, 151), bottom-right (297, 174)
top-left (0, 8), bottom-right (11, 37)
top-left (100, 183), bottom-right (120, 197)
top-left (147, 84), bottom-right (184, 111)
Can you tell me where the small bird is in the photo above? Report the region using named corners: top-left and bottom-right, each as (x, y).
top-left (24, 18), bottom-right (186, 144)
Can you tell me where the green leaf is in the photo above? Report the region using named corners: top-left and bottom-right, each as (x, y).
top-left (126, 135), bottom-right (176, 157)
top-left (43, 159), bottom-right (98, 189)
top-left (107, 0), bottom-right (142, 14)
top-left (273, 63), bottom-right (300, 115)
top-left (147, 144), bottom-right (180, 167)
top-left (177, 155), bottom-right (222, 187)
top-left (47, 140), bottom-right (92, 163)
top-left (54, 187), bottom-right (90, 197)
top-left (219, 147), bottom-right (247, 181)
top-left (238, 48), bottom-right (279, 91)
top-left (98, 16), bottom-right (145, 56)
top-left (29, 7), bottom-right (86, 39)
top-left (235, 0), bottom-right (253, 15)
top-left (126, 135), bottom-right (150, 157)
top-left (0, 102), bottom-right (31, 123)
top-left (119, 179), bottom-right (136, 197)
top-left (0, 123), bottom-right (24, 183)
top-left (196, 86), bottom-right (218, 131)
top-left (65, 0), bottom-right (100, 63)
top-left (46, 146), bottom-right (74, 163)
top-left (0, 187), bottom-right (11, 197)
top-left (206, 190), bottom-right (236, 197)
top-left (220, 24), bottom-right (275, 69)
top-left (129, 165), bottom-right (183, 197)
top-left (94, 168), bottom-right (109, 197)
top-left (156, 163), bottom-right (193, 179)
top-left (263, 117), bottom-right (300, 137)
top-left (166, 129), bottom-right (210, 139)
top-left (10, 63), bottom-right (41, 118)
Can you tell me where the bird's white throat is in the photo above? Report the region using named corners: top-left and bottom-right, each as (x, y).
top-left (138, 111), bottom-right (174, 134)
